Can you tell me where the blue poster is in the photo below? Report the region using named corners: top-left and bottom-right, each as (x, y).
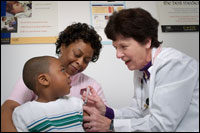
top-left (1, 1), bottom-right (11, 44)
top-left (1, 1), bottom-right (58, 45)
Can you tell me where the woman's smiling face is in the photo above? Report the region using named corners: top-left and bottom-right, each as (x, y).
top-left (59, 39), bottom-right (94, 76)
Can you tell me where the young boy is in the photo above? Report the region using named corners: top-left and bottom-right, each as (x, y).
top-left (12, 56), bottom-right (85, 132)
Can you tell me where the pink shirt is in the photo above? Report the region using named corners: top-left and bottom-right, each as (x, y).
top-left (7, 73), bottom-right (107, 105)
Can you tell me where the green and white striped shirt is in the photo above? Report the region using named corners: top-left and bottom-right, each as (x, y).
top-left (13, 96), bottom-right (84, 132)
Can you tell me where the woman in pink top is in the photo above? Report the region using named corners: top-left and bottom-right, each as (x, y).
top-left (1, 23), bottom-right (107, 132)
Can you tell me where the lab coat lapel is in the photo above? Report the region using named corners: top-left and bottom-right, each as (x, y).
top-left (134, 70), bottom-right (144, 109)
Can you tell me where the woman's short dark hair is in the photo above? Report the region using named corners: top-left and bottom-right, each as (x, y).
top-left (105, 8), bottom-right (162, 48)
top-left (55, 22), bottom-right (102, 62)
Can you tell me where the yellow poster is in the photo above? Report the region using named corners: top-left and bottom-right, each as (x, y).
top-left (90, 1), bottom-right (125, 44)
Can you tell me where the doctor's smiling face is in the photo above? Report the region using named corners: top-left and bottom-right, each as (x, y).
top-left (113, 35), bottom-right (152, 71)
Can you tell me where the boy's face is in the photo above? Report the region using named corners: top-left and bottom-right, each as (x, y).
top-left (48, 58), bottom-right (71, 97)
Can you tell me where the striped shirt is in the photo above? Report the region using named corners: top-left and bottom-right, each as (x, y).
top-left (12, 96), bottom-right (84, 132)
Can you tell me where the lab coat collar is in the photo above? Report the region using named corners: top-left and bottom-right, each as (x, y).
top-left (139, 61), bottom-right (152, 80)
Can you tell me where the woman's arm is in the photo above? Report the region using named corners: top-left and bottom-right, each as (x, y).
top-left (1, 100), bottom-right (20, 132)
top-left (1, 77), bottom-right (37, 132)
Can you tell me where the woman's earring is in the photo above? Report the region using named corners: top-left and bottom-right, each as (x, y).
top-left (59, 52), bottom-right (62, 57)
top-left (59, 48), bottom-right (63, 57)
top-left (58, 50), bottom-right (62, 57)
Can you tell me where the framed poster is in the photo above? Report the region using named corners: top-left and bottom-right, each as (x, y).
top-left (157, 1), bottom-right (199, 32)
top-left (90, 1), bottom-right (126, 44)
top-left (1, 1), bottom-right (58, 44)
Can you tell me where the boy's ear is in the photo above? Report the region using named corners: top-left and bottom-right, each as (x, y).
top-left (37, 73), bottom-right (50, 86)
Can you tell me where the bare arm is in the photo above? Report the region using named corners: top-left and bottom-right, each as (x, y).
top-left (1, 100), bottom-right (20, 132)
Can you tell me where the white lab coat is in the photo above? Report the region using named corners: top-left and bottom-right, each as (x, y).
top-left (113, 47), bottom-right (199, 132)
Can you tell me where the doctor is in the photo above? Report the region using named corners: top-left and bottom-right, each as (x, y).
top-left (82, 8), bottom-right (199, 132)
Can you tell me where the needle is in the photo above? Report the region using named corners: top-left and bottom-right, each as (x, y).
top-left (83, 87), bottom-right (90, 105)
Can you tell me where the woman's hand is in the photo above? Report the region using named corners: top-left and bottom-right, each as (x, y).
top-left (83, 105), bottom-right (111, 132)
top-left (82, 86), bottom-right (106, 115)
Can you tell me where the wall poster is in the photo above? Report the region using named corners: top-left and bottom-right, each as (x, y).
top-left (1, 1), bottom-right (58, 44)
top-left (90, 1), bottom-right (126, 44)
top-left (157, 1), bottom-right (199, 32)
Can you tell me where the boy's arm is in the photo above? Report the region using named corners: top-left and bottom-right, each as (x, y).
top-left (1, 100), bottom-right (20, 132)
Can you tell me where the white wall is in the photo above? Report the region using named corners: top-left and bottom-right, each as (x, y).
top-left (1, 1), bottom-right (199, 108)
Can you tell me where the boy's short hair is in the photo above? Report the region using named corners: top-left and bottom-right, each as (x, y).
top-left (23, 56), bottom-right (52, 91)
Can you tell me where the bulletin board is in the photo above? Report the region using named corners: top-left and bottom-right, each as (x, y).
top-left (1, 1), bottom-right (58, 44)
top-left (157, 1), bottom-right (199, 32)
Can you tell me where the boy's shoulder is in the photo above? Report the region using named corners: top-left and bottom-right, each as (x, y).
top-left (14, 101), bottom-right (33, 112)
top-left (13, 101), bottom-right (35, 119)
top-left (61, 95), bottom-right (83, 104)
top-left (58, 96), bottom-right (84, 113)
top-left (13, 96), bottom-right (84, 115)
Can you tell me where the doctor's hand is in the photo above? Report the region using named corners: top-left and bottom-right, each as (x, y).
top-left (83, 105), bottom-right (111, 132)
top-left (82, 86), bottom-right (106, 115)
